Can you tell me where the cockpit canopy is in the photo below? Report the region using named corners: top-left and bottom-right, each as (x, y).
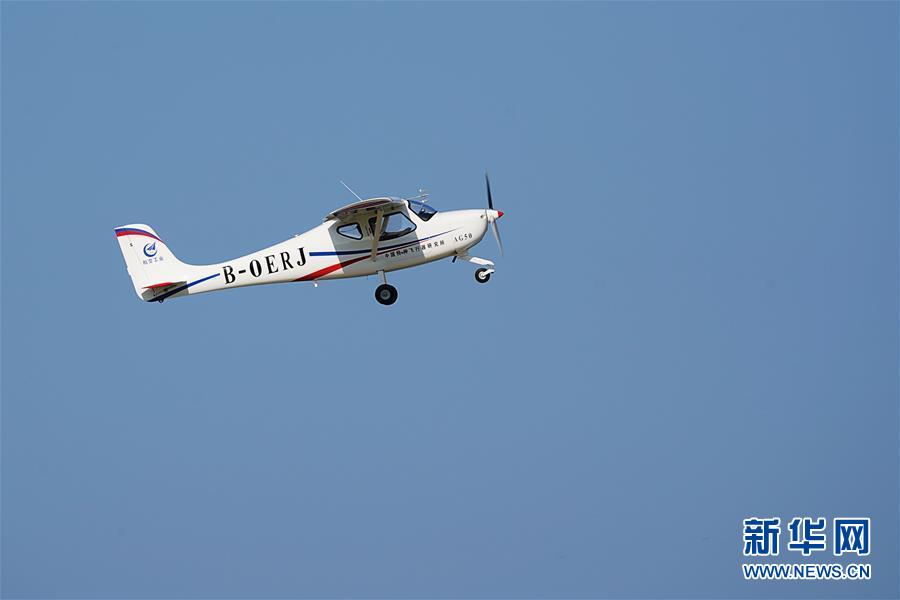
top-left (408, 199), bottom-right (438, 221)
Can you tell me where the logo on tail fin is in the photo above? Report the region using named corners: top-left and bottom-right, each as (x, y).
top-left (143, 242), bottom-right (158, 257)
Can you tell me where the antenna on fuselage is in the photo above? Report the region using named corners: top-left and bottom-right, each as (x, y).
top-left (403, 188), bottom-right (430, 202)
top-left (340, 180), bottom-right (364, 202)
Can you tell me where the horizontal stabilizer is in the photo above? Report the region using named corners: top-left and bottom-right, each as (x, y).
top-left (139, 281), bottom-right (186, 302)
top-left (143, 281), bottom-right (178, 290)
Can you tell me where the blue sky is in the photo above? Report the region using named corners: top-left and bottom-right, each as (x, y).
top-left (2, 2), bottom-right (897, 598)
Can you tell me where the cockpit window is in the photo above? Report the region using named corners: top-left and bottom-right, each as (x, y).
top-left (369, 212), bottom-right (416, 241)
top-left (337, 223), bottom-right (363, 240)
top-left (409, 200), bottom-right (438, 221)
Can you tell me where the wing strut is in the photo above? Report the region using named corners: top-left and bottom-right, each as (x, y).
top-left (370, 208), bottom-right (384, 261)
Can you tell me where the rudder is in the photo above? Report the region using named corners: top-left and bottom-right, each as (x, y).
top-left (114, 224), bottom-right (191, 300)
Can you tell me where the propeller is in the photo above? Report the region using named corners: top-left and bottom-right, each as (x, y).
top-left (485, 172), bottom-right (504, 256)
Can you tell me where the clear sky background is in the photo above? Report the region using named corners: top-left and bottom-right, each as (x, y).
top-left (2, 2), bottom-right (897, 598)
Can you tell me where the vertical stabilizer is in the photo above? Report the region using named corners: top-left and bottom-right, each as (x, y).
top-left (114, 224), bottom-right (192, 299)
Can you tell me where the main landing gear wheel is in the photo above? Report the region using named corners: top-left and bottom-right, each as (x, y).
top-left (475, 268), bottom-right (492, 284)
top-left (375, 283), bottom-right (398, 305)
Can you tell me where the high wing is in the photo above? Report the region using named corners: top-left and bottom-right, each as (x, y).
top-left (324, 197), bottom-right (406, 222)
top-left (325, 197), bottom-right (407, 262)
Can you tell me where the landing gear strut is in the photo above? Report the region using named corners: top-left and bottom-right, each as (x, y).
top-left (455, 253), bottom-right (495, 284)
top-left (374, 270), bottom-right (398, 305)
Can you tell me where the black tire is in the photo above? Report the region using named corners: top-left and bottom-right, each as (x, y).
top-left (375, 283), bottom-right (398, 305)
top-left (475, 268), bottom-right (491, 284)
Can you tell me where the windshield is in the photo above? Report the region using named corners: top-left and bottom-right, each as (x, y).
top-left (408, 200), bottom-right (438, 221)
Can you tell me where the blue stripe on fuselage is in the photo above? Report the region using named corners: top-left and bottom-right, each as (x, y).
top-left (310, 229), bottom-right (456, 256)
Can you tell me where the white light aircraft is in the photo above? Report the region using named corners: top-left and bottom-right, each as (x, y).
top-left (115, 174), bottom-right (504, 305)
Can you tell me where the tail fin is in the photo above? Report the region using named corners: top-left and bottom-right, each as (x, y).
top-left (114, 224), bottom-right (193, 300)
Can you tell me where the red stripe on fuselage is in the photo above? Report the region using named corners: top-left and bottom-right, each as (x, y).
top-left (294, 255), bottom-right (369, 281)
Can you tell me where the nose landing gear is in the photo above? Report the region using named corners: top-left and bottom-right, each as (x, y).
top-left (475, 268), bottom-right (491, 284)
top-left (455, 253), bottom-right (496, 284)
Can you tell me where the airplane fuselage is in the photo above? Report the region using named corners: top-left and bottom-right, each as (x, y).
top-left (161, 208), bottom-right (491, 300)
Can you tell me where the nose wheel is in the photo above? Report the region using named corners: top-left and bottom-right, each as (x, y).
top-left (455, 253), bottom-right (496, 284)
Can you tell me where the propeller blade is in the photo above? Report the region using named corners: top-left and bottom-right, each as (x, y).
top-left (492, 220), bottom-right (504, 256)
top-left (485, 172), bottom-right (494, 210)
